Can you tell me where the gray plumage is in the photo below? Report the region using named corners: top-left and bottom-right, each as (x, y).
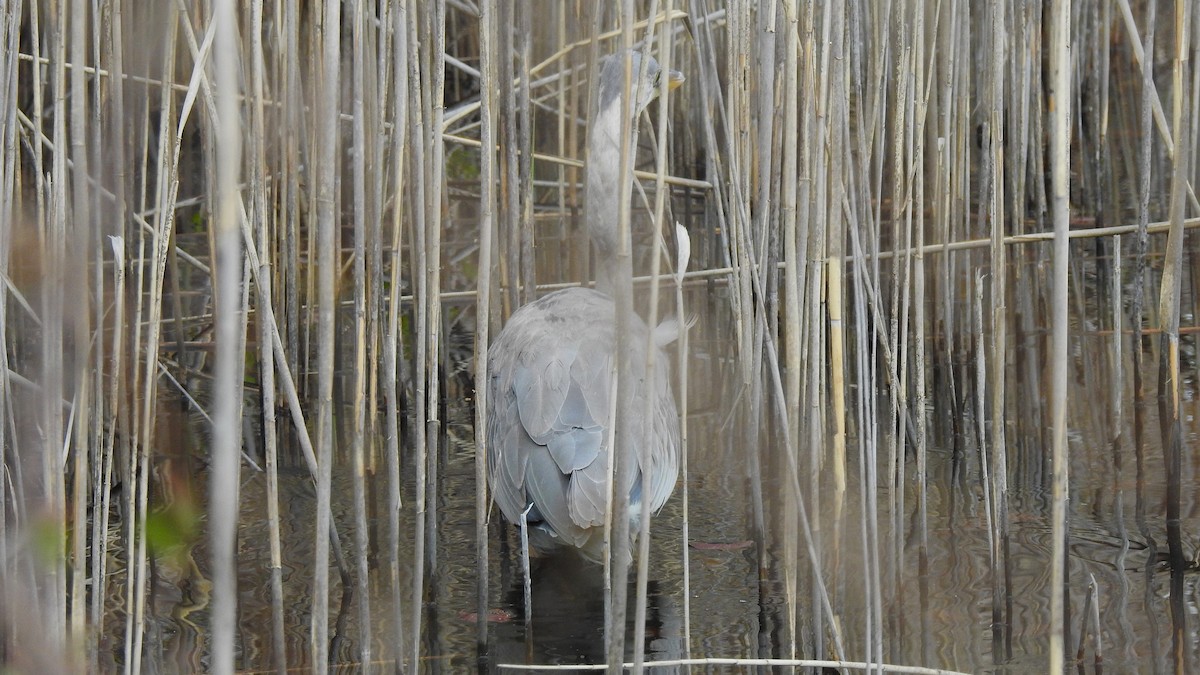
top-left (486, 52), bottom-right (684, 563)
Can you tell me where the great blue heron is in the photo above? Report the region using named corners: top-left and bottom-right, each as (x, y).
top-left (486, 51), bottom-right (684, 563)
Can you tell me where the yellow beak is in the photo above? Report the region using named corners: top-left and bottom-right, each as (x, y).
top-left (667, 70), bottom-right (685, 91)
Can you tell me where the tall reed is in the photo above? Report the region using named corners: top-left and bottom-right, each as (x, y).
top-left (0, 2), bottom-right (1197, 673)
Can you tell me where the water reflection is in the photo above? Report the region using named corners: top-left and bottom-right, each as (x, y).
top-left (486, 548), bottom-right (683, 670)
top-left (104, 247), bottom-right (1200, 673)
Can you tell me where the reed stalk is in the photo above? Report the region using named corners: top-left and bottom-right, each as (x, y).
top-left (424, 0), bottom-right (447, 654)
top-left (349, 0), bottom-right (374, 668)
top-left (807, 3), bottom-right (835, 658)
top-left (827, 5), bottom-right (849, 608)
top-left (986, 0), bottom-right (1012, 665)
top-left (0, 0), bottom-right (17, 655)
top-left (475, 0), bottom-right (498, 657)
top-left (674, 220), bottom-right (692, 662)
top-left (407, 0), bottom-right (430, 662)
top-left (516, 0), bottom-right (534, 307)
top-left (130, 10), bottom-right (181, 670)
top-left (1047, 0), bottom-right (1072, 670)
top-left (779, 0), bottom-right (802, 658)
top-left (887, 7), bottom-right (910, 645)
top-left (910, 0), bottom-right (931, 663)
top-left (1158, 3), bottom-right (1191, 670)
top-left (496, 657), bottom-right (971, 673)
top-left (44, 0), bottom-right (68, 650)
top-left (312, 0), bottom-right (341, 669)
top-left (632, 6), bottom-right (674, 671)
top-left (245, 2), bottom-right (286, 671)
top-left (974, 275), bottom-right (993, 572)
top-left (66, 0), bottom-right (92, 646)
top-left (208, 0), bottom-right (243, 671)
top-left (281, 2), bottom-right (301, 381)
top-left (384, 2), bottom-right (411, 668)
top-left (97, 232), bottom-right (125, 665)
top-left (605, 10), bottom-right (640, 669)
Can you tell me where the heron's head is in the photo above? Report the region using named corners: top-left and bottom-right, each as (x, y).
top-left (596, 50), bottom-right (684, 117)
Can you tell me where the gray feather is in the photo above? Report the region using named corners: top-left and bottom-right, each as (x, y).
top-left (486, 286), bottom-right (680, 560)
top-left (485, 49), bottom-right (682, 564)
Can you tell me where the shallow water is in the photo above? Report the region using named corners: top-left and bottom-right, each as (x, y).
top-left (111, 317), bottom-right (1200, 673)
top-left (99, 232), bottom-right (1200, 674)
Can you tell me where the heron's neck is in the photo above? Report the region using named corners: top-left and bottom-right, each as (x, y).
top-left (595, 254), bottom-right (619, 297)
top-left (585, 95), bottom-right (636, 296)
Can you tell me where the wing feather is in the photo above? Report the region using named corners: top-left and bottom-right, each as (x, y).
top-left (486, 286), bottom-right (681, 554)
top-left (523, 447), bottom-right (586, 548)
top-left (568, 458), bottom-right (610, 527)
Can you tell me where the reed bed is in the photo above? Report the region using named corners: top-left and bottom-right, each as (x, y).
top-left (0, 1), bottom-right (1198, 673)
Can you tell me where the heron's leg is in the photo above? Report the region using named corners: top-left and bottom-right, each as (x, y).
top-left (519, 504), bottom-right (534, 632)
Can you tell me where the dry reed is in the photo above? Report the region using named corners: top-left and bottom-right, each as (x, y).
top-left (0, 2), bottom-right (1197, 674)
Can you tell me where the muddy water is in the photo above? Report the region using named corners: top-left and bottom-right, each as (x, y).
top-left (113, 250), bottom-right (1200, 673)
top-left (117, 343), bottom-right (1195, 667)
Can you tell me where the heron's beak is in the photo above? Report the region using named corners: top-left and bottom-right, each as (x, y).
top-left (667, 70), bottom-right (685, 91)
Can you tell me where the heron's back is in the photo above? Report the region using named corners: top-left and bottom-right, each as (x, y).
top-left (486, 287), bottom-right (679, 561)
